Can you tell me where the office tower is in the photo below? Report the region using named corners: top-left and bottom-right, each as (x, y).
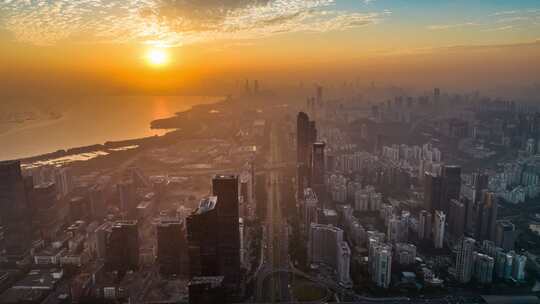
top-left (495, 250), bottom-right (507, 279)
top-left (477, 191), bottom-right (498, 241)
top-left (456, 237), bottom-right (475, 283)
top-left (441, 165), bottom-right (461, 214)
top-left (513, 254), bottom-right (527, 281)
top-left (448, 199), bottom-right (465, 238)
top-left (105, 220), bottom-right (139, 273)
top-left (157, 219), bottom-right (188, 277)
top-left (212, 174), bottom-right (240, 286)
top-left (187, 197), bottom-right (219, 277)
top-left (188, 276), bottom-right (225, 304)
top-left (474, 253), bottom-right (494, 284)
top-left (303, 188), bottom-right (318, 235)
top-left (69, 196), bottom-right (90, 222)
top-left (434, 88), bottom-right (441, 103)
top-left (372, 244), bottom-right (392, 288)
top-left (0, 160), bottom-right (33, 262)
top-left (30, 182), bottom-right (58, 239)
top-left (311, 142), bottom-right (326, 202)
top-left (418, 210), bottom-right (432, 240)
top-left (424, 172), bottom-right (442, 211)
top-left (463, 197), bottom-right (475, 233)
top-left (433, 210), bottom-right (445, 248)
top-left (471, 171), bottom-right (489, 203)
top-left (495, 220), bottom-right (516, 251)
top-left (117, 180), bottom-right (136, 218)
top-left (337, 242), bottom-right (352, 286)
top-left (308, 223), bottom-right (343, 268)
top-left (296, 112), bottom-right (310, 198)
top-left (395, 243), bottom-right (416, 265)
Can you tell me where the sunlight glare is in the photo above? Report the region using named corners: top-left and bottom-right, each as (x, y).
top-left (146, 48), bottom-right (169, 67)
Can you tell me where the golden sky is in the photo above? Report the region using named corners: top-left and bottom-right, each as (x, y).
top-left (1, 0), bottom-right (539, 96)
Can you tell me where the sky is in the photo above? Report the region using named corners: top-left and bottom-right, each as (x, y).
top-left (0, 0), bottom-right (539, 96)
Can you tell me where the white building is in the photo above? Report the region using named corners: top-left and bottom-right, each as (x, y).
top-left (433, 210), bottom-right (445, 248)
top-left (456, 237), bottom-right (475, 283)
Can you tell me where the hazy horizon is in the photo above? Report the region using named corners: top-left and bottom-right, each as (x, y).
top-left (1, 1), bottom-right (539, 97)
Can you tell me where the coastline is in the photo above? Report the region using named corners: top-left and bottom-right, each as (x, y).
top-left (10, 96), bottom-right (227, 164)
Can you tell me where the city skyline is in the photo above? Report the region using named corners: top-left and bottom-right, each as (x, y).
top-left (1, 1), bottom-right (540, 96)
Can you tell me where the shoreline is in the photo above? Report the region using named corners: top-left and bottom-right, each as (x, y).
top-left (10, 96), bottom-right (227, 164)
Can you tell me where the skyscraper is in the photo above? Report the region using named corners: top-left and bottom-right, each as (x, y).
top-left (418, 210), bottom-right (432, 240)
top-left (476, 191), bottom-right (498, 241)
top-left (495, 220), bottom-right (516, 251)
top-left (212, 174), bottom-right (241, 286)
top-left (424, 172), bottom-right (442, 212)
top-left (456, 237), bottom-right (475, 283)
top-left (448, 199), bottom-right (465, 238)
top-left (0, 160), bottom-right (33, 262)
top-left (433, 210), bottom-right (446, 248)
top-left (157, 218), bottom-right (188, 277)
top-left (372, 244), bottom-right (392, 288)
top-left (441, 165), bottom-right (461, 214)
top-left (474, 252), bottom-right (494, 284)
top-left (187, 196), bottom-right (219, 278)
top-left (471, 171), bottom-right (489, 204)
top-left (311, 142), bottom-right (326, 203)
top-left (296, 112), bottom-right (310, 198)
top-left (105, 220), bottom-right (139, 274)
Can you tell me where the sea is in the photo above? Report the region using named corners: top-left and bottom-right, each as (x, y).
top-left (0, 96), bottom-right (220, 161)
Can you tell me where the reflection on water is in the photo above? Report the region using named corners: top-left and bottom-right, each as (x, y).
top-left (23, 151), bottom-right (109, 169)
top-left (0, 96), bottom-right (219, 160)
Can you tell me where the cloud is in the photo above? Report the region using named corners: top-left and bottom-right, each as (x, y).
top-left (0, 0), bottom-right (385, 46)
top-left (427, 22), bottom-right (478, 30)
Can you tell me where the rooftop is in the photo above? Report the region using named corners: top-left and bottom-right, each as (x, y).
top-left (195, 196), bottom-right (217, 215)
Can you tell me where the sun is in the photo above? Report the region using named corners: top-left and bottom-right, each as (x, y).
top-left (146, 48), bottom-right (169, 67)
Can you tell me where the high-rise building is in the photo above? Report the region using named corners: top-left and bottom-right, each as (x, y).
top-left (0, 160), bottom-right (33, 262)
top-left (495, 220), bottom-right (516, 251)
top-left (157, 218), bottom-right (188, 277)
top-left (418, 210), bottom-right (432, 240)
top-left (297, 112), bottom-right (310, 198)
top-left (117, 180), bottom-right (136, 218)
top-left (303, 188), bottom-right (318, 235)
top-left (477, 191), bottom-right (498, 241)
top-left (212, 174), bottom-right (241, 286)
top-left (337, 241), bottom-right (352, 286)
top-left (433, 210), bottom-right (446, 248)
top-left (474, 252), bottom-right (494, 284)
top-left (311, 142), bottom-right (326, 203)
top-left (456, 237), bottom-right (475, 283)
top-left (448, 199), bottom-right (465, 238)
top-left (513, 254), bottom-right (527, 281)
top-left (441, 165), bottom-right (461, 214)
top-left (308, 223), bottom-right (343, 268)
top-left (395, 243), bottom-right (417, 265)
top-left (30, 182), bottom-right (58, 240)
top-left (372, 244), bottom-right (392, 288)
top-left (187, 196), bottom-right (219, 277)
top-left (504, 251), bottom-right (515, 280)
top-left (471, 171), bottom-right (489, 204)
top-left (424, 172), bottom-right (442, 212)
top-left (105, 220), bottom-right (139, 274)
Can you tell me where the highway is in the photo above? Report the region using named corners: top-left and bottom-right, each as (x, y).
top-left (256, 122), bottom-right (292, 303)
